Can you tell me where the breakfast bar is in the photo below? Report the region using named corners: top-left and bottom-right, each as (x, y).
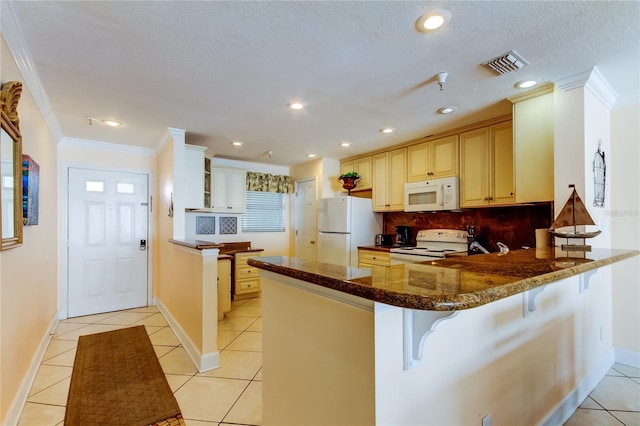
top-left (249, 248), bottom-right (638, 426)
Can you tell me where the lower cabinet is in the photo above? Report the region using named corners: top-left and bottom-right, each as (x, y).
top-left (358, 249), bottom-right (391, 269)
top-left (218, 258), bottom-right (232, 320)
top-left (234, 252), bottom-right (261, 298)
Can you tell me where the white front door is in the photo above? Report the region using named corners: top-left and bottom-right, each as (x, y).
top-left (68, 168), bottom-right (149, 317)
top-left (294, 178), bottom-right (317, 261)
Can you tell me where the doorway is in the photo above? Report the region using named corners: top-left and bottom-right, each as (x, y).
top-left (294, 178), bottom-right (317, 261)
top-left (67, 168), bottom-right (149, 317)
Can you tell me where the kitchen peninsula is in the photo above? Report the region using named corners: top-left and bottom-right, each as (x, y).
top-left (249, 248), bottom-right (638, 425)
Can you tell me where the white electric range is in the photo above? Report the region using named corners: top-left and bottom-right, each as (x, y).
top-left (390, 229), bottom-right (469, 263)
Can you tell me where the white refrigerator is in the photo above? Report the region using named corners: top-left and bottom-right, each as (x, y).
top-left (317, 196), bottom-right (382, 267)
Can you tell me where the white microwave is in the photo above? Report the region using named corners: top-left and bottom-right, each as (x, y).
top-left (404, 176), bottom-right (460, 212)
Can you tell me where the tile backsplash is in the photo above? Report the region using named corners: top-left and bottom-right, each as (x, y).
top-left (383, 202), bottom-right (553, 252)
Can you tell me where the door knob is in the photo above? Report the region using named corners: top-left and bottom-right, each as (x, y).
top-left (140, 239), bottom-right (147, 251)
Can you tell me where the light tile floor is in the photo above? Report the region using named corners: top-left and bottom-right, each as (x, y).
top-left (17, 295), bottom-right (640, 426)
top-left (564, 363), bottom-right (640, 426)
top-left (18, 297), bottom-right (263, 426)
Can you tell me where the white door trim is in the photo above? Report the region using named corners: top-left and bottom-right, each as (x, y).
top-left (59, 164), bottom-right (154, 319)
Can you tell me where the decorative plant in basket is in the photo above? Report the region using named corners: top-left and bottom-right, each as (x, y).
top-left (338, 171), bottom-right (361, 195)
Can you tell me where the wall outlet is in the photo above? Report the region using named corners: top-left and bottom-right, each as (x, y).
top-left (482, 414), bottom-right (492, 426)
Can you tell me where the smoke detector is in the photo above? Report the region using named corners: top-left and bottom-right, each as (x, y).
top-left (436, 72), bottom-right (448, 91)
top-left (482, 50), bottom-right (529, 75)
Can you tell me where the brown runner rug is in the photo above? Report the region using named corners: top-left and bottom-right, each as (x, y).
top-left (65, 325), bottom-right (185, 426)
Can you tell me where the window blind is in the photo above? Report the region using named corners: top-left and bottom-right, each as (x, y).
top-left (242, 191), bottom-right (286, 232)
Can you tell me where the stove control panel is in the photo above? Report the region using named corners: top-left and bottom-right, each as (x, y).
top-left (416, 229), bottom-right (468, 243)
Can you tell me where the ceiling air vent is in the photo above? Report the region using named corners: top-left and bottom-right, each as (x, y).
top-left (482, 50), bottom-right (529, 75)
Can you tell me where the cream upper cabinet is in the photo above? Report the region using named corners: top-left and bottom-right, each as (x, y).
top-left (372, 148), bottom-right (406, 212)
top-left (211, 167), bottom-right (246, 213)
top-left (490, 122), bottom-right (515, 205)
top-left (510, 88), bottom-right (554, 203)
top-left (184, 144), bottom-right (207, 209)
top-left (460, 121), bottom-right (514, 207)
top-left (340, 156), bottom-right (372, 190)
top-left (407, 135), bottom-right (459, 181)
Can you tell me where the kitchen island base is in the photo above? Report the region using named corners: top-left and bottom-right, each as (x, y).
top-left (259, 266), bottom-right (619, 426)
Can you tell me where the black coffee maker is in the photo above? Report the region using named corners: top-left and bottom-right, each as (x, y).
top-left (395, 225), bottom-right (412, 246)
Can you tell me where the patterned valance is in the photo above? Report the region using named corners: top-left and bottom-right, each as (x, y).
top-left (246, 171), bottom-right (294, 193)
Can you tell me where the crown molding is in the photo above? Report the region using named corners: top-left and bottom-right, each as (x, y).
top-left (60, 137), bottom-right (155, 157)
top-left (2, 2), bottom-right (62, 141)
top-left (585, 67), bottom-right (618, 109)
top-left (555, 67), bottom-right (618, 109)
top-left (507, 82), bottom-right (555, 103)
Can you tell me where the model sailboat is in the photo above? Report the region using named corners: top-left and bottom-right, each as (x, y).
top-left (549, 184), bottom-right (601, 251)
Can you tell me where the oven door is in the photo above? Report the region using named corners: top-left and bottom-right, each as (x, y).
top-left (390, 252), bottom-right (442, 264)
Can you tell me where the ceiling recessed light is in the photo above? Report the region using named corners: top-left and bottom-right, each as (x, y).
top-left (307, 153), bottom-right (316, 158)
top-left (416, 9), bottom-right (452, 32)
top-left (340, 142), bottom-right (351, 147)
top-left (515, 80), bottom-right (538, 89)
top-left (437, 106), bottom-right (458, 114)
top-left (102, 119), bottom-right (123, 127)
top-left (231, 141), bottom-right (243, 146)
top-left (380, 128), bottom-right (394, 134)
top-left (289, 102), bottom-right (304, 110)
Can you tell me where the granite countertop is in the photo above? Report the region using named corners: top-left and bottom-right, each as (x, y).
top-left (169, 239), bottom-right (264, 254)
top-left (357, 245), bottom-right (396, 252)
top-left (248, 248), bottom-right (638, 311)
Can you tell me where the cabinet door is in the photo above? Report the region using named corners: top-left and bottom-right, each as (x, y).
top-left (491, 122), bottom-right (515, 204)
top-left (371, 153), bottom-right (389, 211)
top-left (211, 168), bottom-right (230, 212)
top-left (340, 161), bottom-right (355, 177)
top-left (228, 169), bottom-right (246, 213)
top-left (460, 128), bottom-right (489, 207)
top-left (387, 148), bottom-right (406, 211)
top-left (431, 135), bottom-right (459, 178)
top-left (514, 92), bottom-right (554, 203)
top-left (354, 156), bottom-right (372, 190)
top-left (407, 143), bottom-right (429, 182)
top-left (340, 157), bottom-right (372, 190)
top-left (204, 153), bottom-right (213, 208)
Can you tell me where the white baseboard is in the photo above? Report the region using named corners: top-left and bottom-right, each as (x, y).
top-left (539, 348), bottom-right (614, 426)
top-left (5, 313), bottom-right (59, 426)
top-left (156, 298), bottom-right (219, 373)
top-left (615, 347), bottom-right (640, 368)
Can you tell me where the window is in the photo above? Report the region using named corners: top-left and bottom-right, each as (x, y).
top-left (242, 191), bottom-right (286, 232)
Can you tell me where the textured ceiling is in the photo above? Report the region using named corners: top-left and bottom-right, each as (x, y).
top-left (3, 1), bottom-right (639, 166)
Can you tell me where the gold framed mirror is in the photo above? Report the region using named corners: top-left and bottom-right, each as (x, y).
top-left (0, 81), bottom-right (24, 250)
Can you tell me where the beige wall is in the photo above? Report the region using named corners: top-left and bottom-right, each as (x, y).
top-left (154, 138), bottom-right (175, 299)
top-left (554, 78), bottom-right (640, 363)
top-left (611, 104), bottom-right (640, 355)
top-left (1, 38), bottom-right (59, 422)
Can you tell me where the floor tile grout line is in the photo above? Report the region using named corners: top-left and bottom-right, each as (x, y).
top-left (219, 378), bottom-right (255, 425)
